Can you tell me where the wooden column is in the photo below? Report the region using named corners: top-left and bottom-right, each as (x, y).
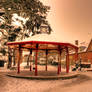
top-left (35, 44), bottom-right (38, 76)
top-left (66, 47), bottom-right (69, 73)
top-left (30, 49), bottom-right (32, 71)
top-left (46, 49), bottom-right (48, 71)
top-left (57, 45), bottom-right (61, 75)
top-left (13, 48), bottom-right (16, 66)
top-left (17, 45), bottom-right (21, 74)
top-left (59, 50), bottom-right (62, 72)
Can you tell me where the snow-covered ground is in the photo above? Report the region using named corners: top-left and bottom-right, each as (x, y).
top-left (0, 70), bottom-right (92, 92)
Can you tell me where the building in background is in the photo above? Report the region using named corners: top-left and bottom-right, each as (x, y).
top-left (70, 39), bottom-right (92, 64)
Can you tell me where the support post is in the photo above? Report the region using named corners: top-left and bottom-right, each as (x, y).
top-left (30, 49), bottom-right (32, 71)
top-left (46, 49), bottom-right (48, 71)
top-left (66, 47), bottom-right (69, 73)
top-left (59, 50), bottom-right (62, 72)
top-left (35, 44), bottom-right (38, 76)
top-left (13, 48), bottom-right (16, 66)
top-left (17, 45), bottom-right (21, 74)
top-left (57, 45), bottom-right (61, 75)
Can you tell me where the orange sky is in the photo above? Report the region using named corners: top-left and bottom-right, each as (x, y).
top-left (40, 0), bottom-right (92, 45)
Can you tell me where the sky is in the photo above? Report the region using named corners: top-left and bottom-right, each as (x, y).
top-left (40, 0), bottom-right (92, 46)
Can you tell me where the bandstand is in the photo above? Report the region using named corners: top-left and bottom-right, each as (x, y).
top-left (7, 34), bottom-right (78, 76)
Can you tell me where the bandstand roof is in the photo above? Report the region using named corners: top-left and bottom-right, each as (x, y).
top-left (7, 34), bottom-right (78, 51)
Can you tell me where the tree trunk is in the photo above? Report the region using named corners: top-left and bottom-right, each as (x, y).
top-left (7, 47), bottom-right (12, 68)
top-left (27, 53), bottom-right (30, 66)
top-left (13, 49), bottom-right (16, 66)
top-left (7, 53), bottom-right (12, 68)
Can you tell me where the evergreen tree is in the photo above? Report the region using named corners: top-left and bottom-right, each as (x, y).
top-left (0, 0), bottom-right (52, 68)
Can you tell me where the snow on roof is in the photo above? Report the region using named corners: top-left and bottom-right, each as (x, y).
top-left (79, 40), bottom-right (90, 53)
top-left (7, 34), bottom-right (78, 49)
top-left (19, 34), bottom-right (62, 43)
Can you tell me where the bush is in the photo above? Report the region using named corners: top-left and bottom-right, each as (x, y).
top-left (24, 65), bottom-right (30, 69)
top-left (10, 66), bottom-right (17, 70)
top-left (0, 60), bottom-right (5, 67)
top-left (52, 62), bottom-right (58, 66)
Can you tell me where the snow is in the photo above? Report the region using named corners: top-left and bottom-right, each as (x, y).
top-left (16, 34), bottom-right (63, 43)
